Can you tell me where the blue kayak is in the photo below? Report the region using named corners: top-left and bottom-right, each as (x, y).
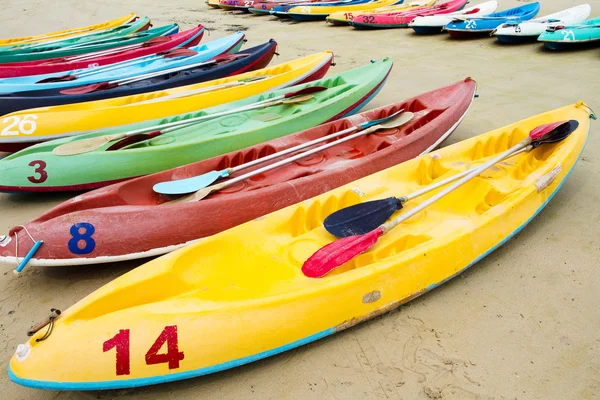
top-left (445, 2), bottom-right (540, 37)
top-left (0, 32), bottom-right (245, 94)
top-left (0, 40), bottom-right (277, 116)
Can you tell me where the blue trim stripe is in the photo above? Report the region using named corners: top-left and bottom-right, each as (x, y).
top-left (7, 125), bottom-right (589, 391)
top-left (8, 328), bottom-right (335, 390)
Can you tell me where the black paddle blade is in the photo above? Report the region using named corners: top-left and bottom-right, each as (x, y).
top-left (324, 197), bottom-right (403, 238)
top-left (531, 120), bottom-right (578, 148)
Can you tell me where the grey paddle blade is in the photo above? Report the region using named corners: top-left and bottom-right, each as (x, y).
top-left (324, 197), bottom-right (403, 238)
top-left (153, 169), bottom-right (230, 195)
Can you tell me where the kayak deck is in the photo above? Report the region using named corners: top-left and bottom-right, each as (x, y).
top-left (7, 103), bottom-right (592, 390)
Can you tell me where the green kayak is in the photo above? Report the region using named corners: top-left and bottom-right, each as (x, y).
top-left (538, 17), bottom-right (600, 50)
top-left (0, 19), bottom-right (177, 63)
top-left (0, 59), bottom-right (392, 192)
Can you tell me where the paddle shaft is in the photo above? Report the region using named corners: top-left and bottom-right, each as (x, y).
top-left (119, 92), bottom-right (301, 138)
top-left (225, 109), bottom-right (409, 176)
top-left (226, 124), bottom-right (365, 175)
top-left (381, 137), bottom-right (532, 233)
top-left (190, 121), bottom-right (407, 199)
top-left (72, 47), bottom-right (189, 78)
top-left (133, 78), bottom-right (268, 106)
top-left (108, 58), bottom-right (216, 86)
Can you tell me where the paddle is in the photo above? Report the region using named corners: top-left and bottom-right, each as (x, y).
top-left (42, 36), bottom-right (172, 64)
top-left (57, 54), bottom-right (227, 95)
top-left (37, 48), bottom-right (197, 84)
top-left (324, 146), bottom-right (531, 238)
top-left (302, 120), bottom-right (579, 278)
top-left (52, 86), bottom-right (327, 156)
top-left (155, 110), bottom-right (414, 197)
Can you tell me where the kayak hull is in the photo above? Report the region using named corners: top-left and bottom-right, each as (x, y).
top-left (0, 25), bottom-right (205, 79)
top-left (495, 34), bottom-right (539, 44)
top-left (0, 37), bottom-right (273, 116)
top-left (409, 1), bottom-right (500, 34)
top-left (411, 25), bottom-right (444, 34)
top-left (0, 78), bottom-right (477, 266)
top-left (445, 2), bottom-right (540, 37)
top-left (0, 50), bottom-right (333, 151)
top-left (542, 39), bottom-right (600, 50)
top-left (0, 18), bottom-right (164, 64)
top-left (537, 16), bottom-right (600, 50)
top-left (350, 0), bottom-right (466, 29)
top-left (0, 13), bottom-right (137, 48)
top-left (2, 55), bottom-right (399, 193)
top-left (7, 102), bottom-right (593, 390)
top-left (0, 31), bottom-right (246, 96)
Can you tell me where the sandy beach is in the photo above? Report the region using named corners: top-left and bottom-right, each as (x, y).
top-left (0, 0), bottom-right (599, 398)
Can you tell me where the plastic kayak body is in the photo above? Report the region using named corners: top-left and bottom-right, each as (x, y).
top-left (0, 32), bottom-right (245, 94)
top-left (0, 52), bottom-right (348, 191)
top-left (6, 102), bottom-right (593, 390)
top-left (327, 0), bottom-right (436, 26)
top-left (350, 0), bottom-right (466, 29)
top-left (272, 0), bottom-right (376, 20)
top-left (537, 16), bottom-right (600, 50)
top-left (0, 25), bottom-right (205, 78)
top-left (445, 2), bottom-right (540, 38)
top-left (0, 18), bottom-right (162, 63)
top-left (493, 4), bottom-right (591, 43)
top-left (0, 13), bottom-right (137, 48)
top-left (249, 0), bottom-right (336, 14)
top-left (0, 78), bottom-right (475, 266)
top-left (0, 50), bottom-right (332, 152)
top-left (409, 0), bottom-right (498, 34)
top-left (0, 40), bottom-right (275, 116)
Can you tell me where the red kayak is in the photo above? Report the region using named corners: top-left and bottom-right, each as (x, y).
top-left (0, 25), bottom-right (205, 78)
top-left (0, 78), bottom-right (476, 267)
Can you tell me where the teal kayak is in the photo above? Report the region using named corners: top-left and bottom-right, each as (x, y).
top-left (0, 59), bottom-right (392, 191)
top-left (538, 17), bottom-right (600, 50)
top-left (0, 19), bottom-right (179, 63)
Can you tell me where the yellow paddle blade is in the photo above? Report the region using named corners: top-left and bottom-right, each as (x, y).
top-left (52, 133), bottom-right (125, 156)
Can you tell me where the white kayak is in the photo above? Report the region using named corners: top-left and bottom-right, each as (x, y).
top-left (493, 4), bottom-right (591, 43)
top-left (409, 0), bottom-right (498, 34)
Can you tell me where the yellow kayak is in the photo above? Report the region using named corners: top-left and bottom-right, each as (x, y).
top-left (0, 51), bottom-right (334, 143)
top-left (8, 102), bottom-right (593, 390)
top-left (0, 13), bottom-right (137, 48)
top-left (326, 0), bottom-right (435, 25)
top-left (285, 0), bottom-right (404, 21)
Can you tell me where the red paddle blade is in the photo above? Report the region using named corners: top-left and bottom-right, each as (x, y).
top-left (301, 228), bottom-right (384, 278)
top-left (59, 81), bottom-right (115, 95)
top-left (106, 130), bottom-right (161, 151)
top-left (284, 86), bottom-right (328, 98)
top-left (531, 120), bottom-right (578, 148)
top-left (162, 48), bottom-right (198, 58)
top-left (465, 8), bottom-right (480, 14)
top-left (529, 121), bottom-right (567, 141)
top-left (141, 36), bottom-right (171, 47)
top-left (36, 74), bottom-right (77, 83)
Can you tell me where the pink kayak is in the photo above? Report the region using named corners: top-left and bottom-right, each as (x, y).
top-left (0, 25), bottom-right (205, 78)
top-left (351, 0), bottom-right (467, 29)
